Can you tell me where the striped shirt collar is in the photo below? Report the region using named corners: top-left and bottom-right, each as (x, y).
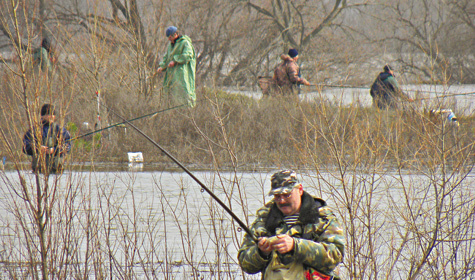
top-left (283, 213), bottom-right (300, 226)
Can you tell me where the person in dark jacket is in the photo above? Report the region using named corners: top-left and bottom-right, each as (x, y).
top-left (238, 170), bottom-right (345, 280)
top-left (272, 49), bottom-right (310, 95)
top-left (370, 65), bottom-right (412, 109)
top-left (23, 104), bottom-right (71, 174)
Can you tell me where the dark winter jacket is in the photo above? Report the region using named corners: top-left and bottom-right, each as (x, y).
top-left (370, 72), bottom-right (409, 109)
top-left (23, 121), bottom-right (71, 157)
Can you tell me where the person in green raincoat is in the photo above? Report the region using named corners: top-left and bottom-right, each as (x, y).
top-left (33, 37), bottom-right (56, 72)
top-left (156, 26), bottom-right (196, 107)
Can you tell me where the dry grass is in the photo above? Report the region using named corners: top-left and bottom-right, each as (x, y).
top-left (2, 77), bottom-right (473, 171)
top-left (0, 9), bottom-right (473, 278)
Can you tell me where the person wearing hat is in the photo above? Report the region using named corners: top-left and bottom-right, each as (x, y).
top-left (155, 26), bottom-right (196, 107)
top-left (238, 170), bottom-right (345, 280)
top-left (23, 104), bottom-right (71, 174)
top-left (271, 48), bottom-right (310, 96)
top-left (370, 65), bottom-right (412, 109)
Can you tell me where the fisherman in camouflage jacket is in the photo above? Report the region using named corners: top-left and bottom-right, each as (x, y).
top-left (238, 170), bottom-right (345, 280)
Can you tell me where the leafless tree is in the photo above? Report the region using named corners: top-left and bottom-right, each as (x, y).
top-left (368, 0), bottom-right (475, 84)
top-left (222, 0), bottom-right (371, 85)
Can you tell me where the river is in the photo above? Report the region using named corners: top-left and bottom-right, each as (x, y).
top-left (224, 84), bottom-right (475, 117)
top-left (1, 168), bottom-right (473, 279)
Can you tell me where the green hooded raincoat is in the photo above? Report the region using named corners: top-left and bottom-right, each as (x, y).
top-left (159, 35), bottom-right (196, 107)
top-left (33, 47), bottom-right (52, 72)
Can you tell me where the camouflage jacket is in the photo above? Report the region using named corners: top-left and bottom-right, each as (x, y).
top-left (273, 54), bottom-right (308, 94)
top-left (238, 192), bottom-right (345, 279)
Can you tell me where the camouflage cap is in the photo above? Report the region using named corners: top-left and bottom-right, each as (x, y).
top-left (268, 170), bottom-right (300, 196)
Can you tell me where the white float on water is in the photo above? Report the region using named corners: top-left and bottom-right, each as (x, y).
top-left (127, 152), bottom-right (144, 170)
top-left (128, 152), bottom-right (143, 162)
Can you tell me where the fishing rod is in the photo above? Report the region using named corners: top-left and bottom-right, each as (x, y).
top-left (96, 97), bottom-right (258, 243)
top-left (70, 103), bottom-right (190, 141)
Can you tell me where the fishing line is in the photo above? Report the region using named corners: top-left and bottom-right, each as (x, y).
top-left (412, 91), bottom-right (475, 101)
top-left (95, 96), bottom-right (258, 242)
top-left (307, 84), bottom-right (475, 97)
top-left (70, 101), bottom-right (201, 141)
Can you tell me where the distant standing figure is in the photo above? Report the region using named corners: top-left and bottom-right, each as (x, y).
top-left (273, 48), bottom-right (310, 95)
top-left (156, 26), bottom-right (196, 107)
top-left (23, 104), bottom-right (71, 174)
top-left (370, 65), bottom-right (412, 109)
top-left (33, 37), bottom-right (55, 72)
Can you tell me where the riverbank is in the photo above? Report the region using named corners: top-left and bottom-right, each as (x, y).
top-left (6, 88), bottom-right (474, 171)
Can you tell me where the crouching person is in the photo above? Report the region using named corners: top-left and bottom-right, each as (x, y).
top-left (23, 104), bottom-right (71, 175)
top-left (238, 170), bottom-right (345, 280)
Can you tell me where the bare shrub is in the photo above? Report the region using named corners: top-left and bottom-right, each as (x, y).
top-left (0, 1), bottom-right (473, 279)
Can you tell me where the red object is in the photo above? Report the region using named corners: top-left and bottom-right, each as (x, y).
top-left (305, 269), bottom-right (332, 280)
